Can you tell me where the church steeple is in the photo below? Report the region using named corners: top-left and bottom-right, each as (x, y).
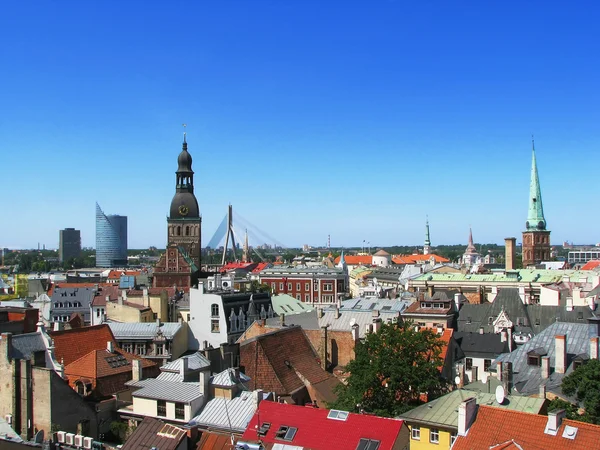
top-left (424, 218), bottom-right (431, 255)
top-left (525, 138), bottom-right (547, 231)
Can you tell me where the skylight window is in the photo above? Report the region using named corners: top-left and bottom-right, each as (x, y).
top-left (356, 438), bottom-right (381, 450)
top-left (275, 426), bottom-right (297, 441)
top-left (327, 409), bottom-right (349, 421)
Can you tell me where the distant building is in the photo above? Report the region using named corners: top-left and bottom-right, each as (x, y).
top-left (461, 228), bottom-right (481, 267)
top-left (95, 203), bottom-right (127, 268)
top-left (58, 228), bottom-right (81, 263)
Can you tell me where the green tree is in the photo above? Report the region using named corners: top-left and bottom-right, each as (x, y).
top-left (561, 359), bottom-right (600, 424)
top-left (547, 398), bottom-right (581, 421)
top-left (330, 320), bottom-right (449, 417)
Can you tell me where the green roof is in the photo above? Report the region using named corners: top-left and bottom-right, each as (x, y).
top-left (271, 294), bottom-right (315, 316)
top-left (411, 269), bottom-right (593, 284)
top-left (399, 388), bottom-right (546, 429)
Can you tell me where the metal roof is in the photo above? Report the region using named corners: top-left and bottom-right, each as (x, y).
top-left (340, 297), bottom-right (413, 313)
top-left (495, 321), bottom-right (595, 396)
top-left (211, 368), bottom-right (251, 387)
top-left (400, 388), bottom-right (546, 428)
top-left (272, 294), bottom-right (315, 316)
top-left (161, 352), bottom-right (211, 372)
top-left (191, 390), bottom-right (259, 432)
top-left (412, 269), bottom-right (596, 284)
top-left (132, 378), bottom-right (203, 403)
top-left (108, 322), bottom-right (182, 340)
top-left (7, 332), bottom-right (46, 359)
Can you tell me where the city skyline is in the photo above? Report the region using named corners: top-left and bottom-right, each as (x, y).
top-left (1, 2), bottom-right (599, 249)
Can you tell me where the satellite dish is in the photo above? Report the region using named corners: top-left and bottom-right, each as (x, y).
top-left (495, 385), bottom-right (505, 404)
top-left (454, 376), bottom-right (461, 385)
top-left (481, 372), bottom-right (489, 384)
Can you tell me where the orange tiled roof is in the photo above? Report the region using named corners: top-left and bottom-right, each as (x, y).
top-left (50, 324), bottom-right (117, 366)
top-left (453, 405), bottom-right (600, 450)
top-left (334, 255), bottom-right (373, 265)
top-left (107, 270), bottom-right (141, 280)
top-left (581, 260), bottom-right (600, 271)
top-left (64, 348), bottom-right (156, 379)
top-left (392, 254), bottom-right (449, 264)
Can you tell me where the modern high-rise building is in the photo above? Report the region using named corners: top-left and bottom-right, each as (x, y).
top-left (95, 203), bottom-right (128, 268)
top-left (522, 140), bottom-right (551, 267)
top-left (58, 228), bottom-right (81, 263)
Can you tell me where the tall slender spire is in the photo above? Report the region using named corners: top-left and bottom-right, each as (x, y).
top-left (424, 217), bottom-right (431, 255)
top-left (526, 137), bottom-right (547, 231)
top-left (466, 227), bottom-right (476, 253)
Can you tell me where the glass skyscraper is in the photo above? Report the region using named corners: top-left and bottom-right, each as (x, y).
top-left (95, 203), bottom-right (128, 267)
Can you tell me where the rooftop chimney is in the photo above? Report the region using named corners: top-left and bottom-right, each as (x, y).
top-left (541, 356), bottom-right (550, 379)
top-left (132, 359), bottom-right (142, 381)
top-left (471, 366), bottom-right (478, 383)
top-left (591, 337), bottom-right (599, 360)
top-left (107, 341), bottom-right (114, 353)
top-left (588, 317), bottom-right (600, 337)
top-left (279, 313), bottom-right (286, 326)
top-left (320, 326), bottom-right (328, 370)
top-left (505, 238), bottom-right (516, 271)
top-left (454, 293), bottom-right (462, 312)
top-left (317, 308), bottom-right (324, 319)
top-left (539, 383), bottom-right (547, 399)
top-left (457, 363), bottom-right (465, 388)
top-left (372, 318), bottom-right (382, 333)
top-left (351, 323), bottom-right (359, 343)
top-left (555, 335), bottom-right (567, 374)
top-left (180, 357), bottom-right (188, 381)
top-left (458, 397), bottom-right (478, 436)
top-left (334, 307), bottom-right (340, 319)
top-left (496, 361), bottom-right (503, 381)
top-left (253, 389), bottom-right (263, 406)
top-left (502, 361), bottom-right (513, 394)
top-left (545, 409), bottom-right (566, 436)
top-left (372, 309), bottom-right (380, 318)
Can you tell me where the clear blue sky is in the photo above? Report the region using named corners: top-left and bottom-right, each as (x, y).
top-left (1, 1), bottom-right (598, 250)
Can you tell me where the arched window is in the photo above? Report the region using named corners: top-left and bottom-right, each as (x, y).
top-left (185, 226), bottom-right (190, 236)
top-left (177, 226), bottom-right (181, 236)
top-left (211, 304), bottom-right (219, 318)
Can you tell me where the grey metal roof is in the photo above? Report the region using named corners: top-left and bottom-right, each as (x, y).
top-left (108, 322), bottom-right (182, 340)
top-left (526, 305), bottom-right (594, 334)
top-left (495, 321), bottom-right (595, 396)
top-left (132, 378), bottom-right (203, 403)
top-left (454, 332), bottom-right (509, 359)
top-left (211, 368), bottom-right (251, 387)
top-left (50, 286), bottom-right (97, 322)
top-left (191, 390), bottom-right (258, 432)
top-left (339, 297), bottom-right (413, 313)
top-left (8, 332), bottom-right (46, 359)
top-left (399, 388), bottom-right (546, 428)
top-left (457, 288), bottom-right (532, 334)
top-left (271, 294), bottom-right (315, 316)
top-left (161, 352), bottom-right (211, 372)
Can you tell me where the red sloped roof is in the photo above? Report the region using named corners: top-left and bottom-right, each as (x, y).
top-left (582, 260), bottom-right (600, 271)
top-left (241, 401), bottom-right (404, 450)
top-left (219, 262), bottom-right (258, 273)
top-left (50, 324), bottom-right (118, 366)
top-left (334, 255), bottom-right (373, 265)
top-left (252, 262), bottom-right (270, 273)
top-left (392, 254), bottom-right (449, 264)
top-left (65, 348), bottom-right (157, 379)
top-left (453, 405), bottom-right (600, 450)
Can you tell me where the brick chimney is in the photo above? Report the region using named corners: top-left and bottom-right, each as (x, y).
top-left (320, 326), bottom-right (328, 370)
top-left (541, 356), bottom-right (550, 379)
top-left (591, 337), bottom-right (599, 360)
top-left (555, 335), bottom-right (567, 374)
top-left (280, 313), bottom-right (285, 327)
top-left (502, 361), bottom-right (513, 394)
top-left (132, 359), bottom-right (142, 381)
top-left (458, 397), bottom-right (477, 436)
top-left (505, 237), bottom-right (516, 271)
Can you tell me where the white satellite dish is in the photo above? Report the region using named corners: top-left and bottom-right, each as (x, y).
top-left (495, 385), bottom-right (505, 404)
top-left (454, 376), bottom-right (461, 385)
top-left (481, 372), bottom-right (489, 384)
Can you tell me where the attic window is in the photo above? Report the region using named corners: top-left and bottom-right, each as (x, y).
top-left (275, 426), bottom-right (297, 441)
top-left (527, 354), bottom-right (541, 366)
top-left (488, 317), bottom-right (494, 325)
top-left (467, 317), bottom-right (472, 324)
top-left (578, 312), bottom-right (584, 320)
top-left (327, 410), bottom-right (349, 421)
top-left (257, 422), bottom-right (271, 437)
top-left (356, 438), bottom-right (381, 450)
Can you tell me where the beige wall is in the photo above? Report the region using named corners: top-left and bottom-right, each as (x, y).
top-left (106, 302), bottom-right (153, 323)
top-left (170, 322), bottom-right (189, 360)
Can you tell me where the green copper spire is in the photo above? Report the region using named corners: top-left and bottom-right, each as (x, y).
top-left (526, 138), bottom-right (547, 231)
top-left (425, 217), bottom-right (431, 246)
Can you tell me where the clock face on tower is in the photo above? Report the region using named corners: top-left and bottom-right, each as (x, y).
top-left (178, 205), bottom-right (189, 216)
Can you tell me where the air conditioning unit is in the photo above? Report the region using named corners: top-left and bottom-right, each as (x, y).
top-left (57, 431), bottom-right (66, 443)
top-left (75, 435), bottom-right (84, 447)
top-left (83, 437), bottom-right (93, 449)
top-left (66, 432), bottom-right (75, 445)
top-left (4, 414), bottom-right (12, 425)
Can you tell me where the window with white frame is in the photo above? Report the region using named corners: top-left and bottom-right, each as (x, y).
top-left (411, 425), bottom-right (420, 440)
top-left (287, 283), bottom-right (292, 291)
top-left (279, 282), bottom-right (284, 290)
top-left (296, 294), bottom-right (301, 300)
top-left (296, 283), bottom-right (301, 291)
top-left (135, 343), bottom-right (146, 355)
top-left (430, 428), bottom-right (439, 443)
top-left (305, 282), bottom-right (310, 291)
top-left (122, 343), bottom-right (133, 353)
top-left (305, 294), bottom-right (310, 302)
top-left (211, 303), bottom-right (219, 317)
top-left (323, 283), bottom-right (333, 291)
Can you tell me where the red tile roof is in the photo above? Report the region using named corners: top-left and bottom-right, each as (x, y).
top-left (334, 255), bottom-right (373, 265)
top-left (241, 401), bottom-right (405, 450)
top-left (252, 262), bottom-right (270, 273)
top-left (219, 262), bottom-right (258, 273)
top-left (50, 324), bottom-right (117, 366)
top-left (581, 260), bottom-right (600, 271)
top-left (392, 254), bottom-right (449, 264)
top-left (107, 270), bottom-right (141, 280)
top-left (453, 406), bottom-right (600, 450)
top-left (64, 347), bottom-right (157, 379)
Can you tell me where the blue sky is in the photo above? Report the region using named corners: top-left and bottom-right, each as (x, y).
top-left (1, 1), bottom-right (598, 250)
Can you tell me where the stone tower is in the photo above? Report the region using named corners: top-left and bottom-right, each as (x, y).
top-left (167, 132), bottom-right (202, 267)
top-left (522, 140), bottom-right (550, 267)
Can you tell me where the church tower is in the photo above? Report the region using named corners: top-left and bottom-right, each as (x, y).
top-left (522, 139), bottom-right (550, 267)
top-left (167, 131), bottom-right (202, 267)
top-left (424, 218), bottom-right (431, 255)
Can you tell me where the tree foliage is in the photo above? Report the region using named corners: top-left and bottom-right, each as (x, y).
top-left (330, 320), bottom-right (449, 417)
top-left (561, 359), bottom-right (600, 424)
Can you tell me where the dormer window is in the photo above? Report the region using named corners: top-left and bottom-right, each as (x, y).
top-left (527, 347), bottom-right (546, 366)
